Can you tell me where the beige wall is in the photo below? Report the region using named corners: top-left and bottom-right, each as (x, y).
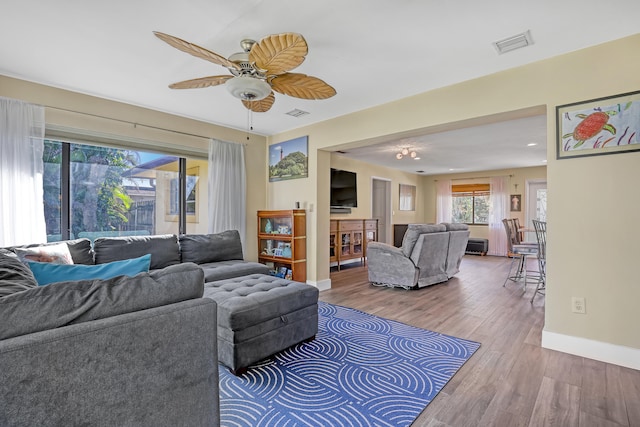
top-left (0, 75), bottom-right (267, 261)
top-left (422, 166), bottom-right (547, 241)
top-left (329, 153), bottom-right (425, 224)
top-left (268, 33), bottom-right (640, 362)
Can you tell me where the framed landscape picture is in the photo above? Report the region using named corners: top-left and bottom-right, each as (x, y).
top-left (556, 90), bottom-right (640, 159)
top-left (269, 136), bottom-right (308, 182)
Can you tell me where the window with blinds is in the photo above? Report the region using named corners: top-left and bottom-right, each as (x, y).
top-left (451, 183), bottom-right (490, 225)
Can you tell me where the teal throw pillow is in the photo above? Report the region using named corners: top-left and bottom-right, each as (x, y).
top-left (28, 254), bottom-right (152, 286)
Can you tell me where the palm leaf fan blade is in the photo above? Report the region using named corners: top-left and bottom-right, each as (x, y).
top-left (250, 33), bottom-right (308, 75)
top-left (169, 75), bottom-right (233, 89)
top-left (242, 92), bottom-right (275, 112)
top-left (153, 31), bottom-right (240, 70)
top-left (271, 73), bottom-right (336, 100)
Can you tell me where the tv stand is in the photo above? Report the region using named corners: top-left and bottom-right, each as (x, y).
top-left (330, 219), bottom-right (378, 271)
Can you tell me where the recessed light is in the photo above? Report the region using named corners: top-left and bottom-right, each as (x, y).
top-left (527, 143), bottom-right (537, 147)
top-left (414, 157), bottom-right (420, 160)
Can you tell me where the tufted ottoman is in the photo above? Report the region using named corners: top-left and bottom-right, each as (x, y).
top-left (203, 274), bottom-right (319, 375)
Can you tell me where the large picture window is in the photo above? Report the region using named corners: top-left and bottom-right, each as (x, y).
top-left (43, 139), bottom-right (207, 242)
top-left (451, 183), bottom-right (490, 225)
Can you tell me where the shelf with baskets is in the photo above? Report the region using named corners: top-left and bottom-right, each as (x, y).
top-left (257, 209), bottom-right (306, 282)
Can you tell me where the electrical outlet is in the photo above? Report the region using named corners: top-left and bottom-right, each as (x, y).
top-left (571, 297), bottom-right (586, 314)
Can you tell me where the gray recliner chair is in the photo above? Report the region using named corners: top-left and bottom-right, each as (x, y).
top-left (367, 223), bottom-right (469, 289)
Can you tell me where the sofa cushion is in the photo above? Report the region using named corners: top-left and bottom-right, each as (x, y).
top-left (64, 238), bottom-right (95, 265)
top-left (28, 254), bottom-right (151, 286)
top-left (401, 224), bottom-right (447, 257)
top-left (13, 243), bottom-right (74, 265)
top-left (94, 234), bottom-right (180, 270)
top-left (0, 262), bottom-right (205, 340)
top-left (0, 251), bottom-right (38, 298)
top-left (179, 230), bottom-right (244, 264)
top-left (441, 222), bottom-right (470, 231)
top-left (199, 260), bottom-right (271, 283)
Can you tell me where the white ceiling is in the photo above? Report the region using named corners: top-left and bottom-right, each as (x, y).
top-left (2, 1), bottom-right (639, 174)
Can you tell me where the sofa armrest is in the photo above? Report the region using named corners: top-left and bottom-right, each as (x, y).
top-left (366, 242), bottom-right (418, 289)
top-left (0, 299), bottom-right (220, 427)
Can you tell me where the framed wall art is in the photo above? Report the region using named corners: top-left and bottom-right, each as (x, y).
top-left (510, 194), bottom-right (521, 212)
top-left (556, 90), bottom-right (640, 159)
top-left (269, 136), bottom-right (308, 181)
top-left (399, 184), bottom-right (416, 211)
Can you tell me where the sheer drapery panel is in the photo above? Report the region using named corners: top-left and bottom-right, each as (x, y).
top-left (436, 179), bottom-right (452, 223)
top-left (208, 139), bottom-right (246, 246)
top-left (0, 97), bottom-right (46, 245)
top-left (488, 176), bottom-right (508, 256)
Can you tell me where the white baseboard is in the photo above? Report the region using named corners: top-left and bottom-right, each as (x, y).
top-left (542, 330), bottom-right (640, 370)
top-left (307, 278), bottom-right (331, 291)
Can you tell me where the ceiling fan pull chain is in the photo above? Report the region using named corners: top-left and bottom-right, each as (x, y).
top-left (246, 105), bottom-right (254, 140)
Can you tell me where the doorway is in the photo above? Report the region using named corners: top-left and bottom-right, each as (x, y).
top-left (371, 178), bottom-right (391, 244)
top-left (525, 179), bottom-right (547, 241)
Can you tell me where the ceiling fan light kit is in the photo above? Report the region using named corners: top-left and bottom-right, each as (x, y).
top-left (154, 31), bottom-right (336, 113)
top-left (226, 76), bottom-right (271, 101)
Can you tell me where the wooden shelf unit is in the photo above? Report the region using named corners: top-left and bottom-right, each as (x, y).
top-left (330, 219), bottom-right (378, 271)
top-left (257, 209), bottom-right (306, 282)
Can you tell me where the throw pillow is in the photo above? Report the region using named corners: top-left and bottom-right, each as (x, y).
top-left (0, 251), bottom-right (38, 297)
top-left (13, 243), bottom-right (74, 265)
top-left (28, 254), bottom-right (151, 286)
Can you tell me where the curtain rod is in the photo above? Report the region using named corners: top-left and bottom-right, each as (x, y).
top-left (44, 104), bottom-right (215, 141)
top-left (435, 174), bottom-right (513, 181)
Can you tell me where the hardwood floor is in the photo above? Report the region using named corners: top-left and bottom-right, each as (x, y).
top-left (322, 255), bottom-right (640, 427)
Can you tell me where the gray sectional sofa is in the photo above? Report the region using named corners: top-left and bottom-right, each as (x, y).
top-left (367, 223), bottom-right (470, 289)
top-left (0, 261), bottom-right (220, 427)
top-left (0, 229), bottom-right (272, 426)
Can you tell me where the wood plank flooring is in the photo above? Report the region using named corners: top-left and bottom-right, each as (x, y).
top-left (322, 255), bottom-right (640, 427)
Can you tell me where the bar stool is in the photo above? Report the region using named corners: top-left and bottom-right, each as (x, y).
top-left (531, 219), bottom-right (547, 302)
top-left (502, 219), bottom-right (538, 289)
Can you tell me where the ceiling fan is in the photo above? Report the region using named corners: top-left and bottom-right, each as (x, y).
top-left (153, 31), bottom-right (336, 113)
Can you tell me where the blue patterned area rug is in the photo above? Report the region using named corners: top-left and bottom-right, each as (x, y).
top-left (219, 302), bottom-right (480, 427)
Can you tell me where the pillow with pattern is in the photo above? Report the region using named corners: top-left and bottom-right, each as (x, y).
top-left (14, 243), bottom-right (74, 265)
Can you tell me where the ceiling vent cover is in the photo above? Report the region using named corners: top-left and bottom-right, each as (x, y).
top-left (493, 30), bottom-right (533, 54)
top-left (286, 109), bottom-right (310, 118)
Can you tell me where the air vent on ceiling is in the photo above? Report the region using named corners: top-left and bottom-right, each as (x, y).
top-left (493, 30), bottom-right (533, 54)
top-left (286, 109), bottom-right (310, 118)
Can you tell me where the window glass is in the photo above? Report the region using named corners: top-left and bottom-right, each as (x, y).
top-left (42, 139), bottom-right (205, 241)
top-left (451, 183), bottom-right (490, 225)
top-left (43, 141), bottom-right (62, 241)
top-left (185, 159), bottom-right (209, 234)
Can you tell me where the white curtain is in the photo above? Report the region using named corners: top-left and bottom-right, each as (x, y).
top-left (436, 179), bottom-right (452, 223)
top-left (488, 176), bottom-right (508, 256)
top-left (0, 97), bottom-right (46, 246)
top-left (208, 139), bottom-right (246, 246)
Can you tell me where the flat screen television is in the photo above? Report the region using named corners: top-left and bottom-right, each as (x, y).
top-left (330, 168), bottom-right (357, 208)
